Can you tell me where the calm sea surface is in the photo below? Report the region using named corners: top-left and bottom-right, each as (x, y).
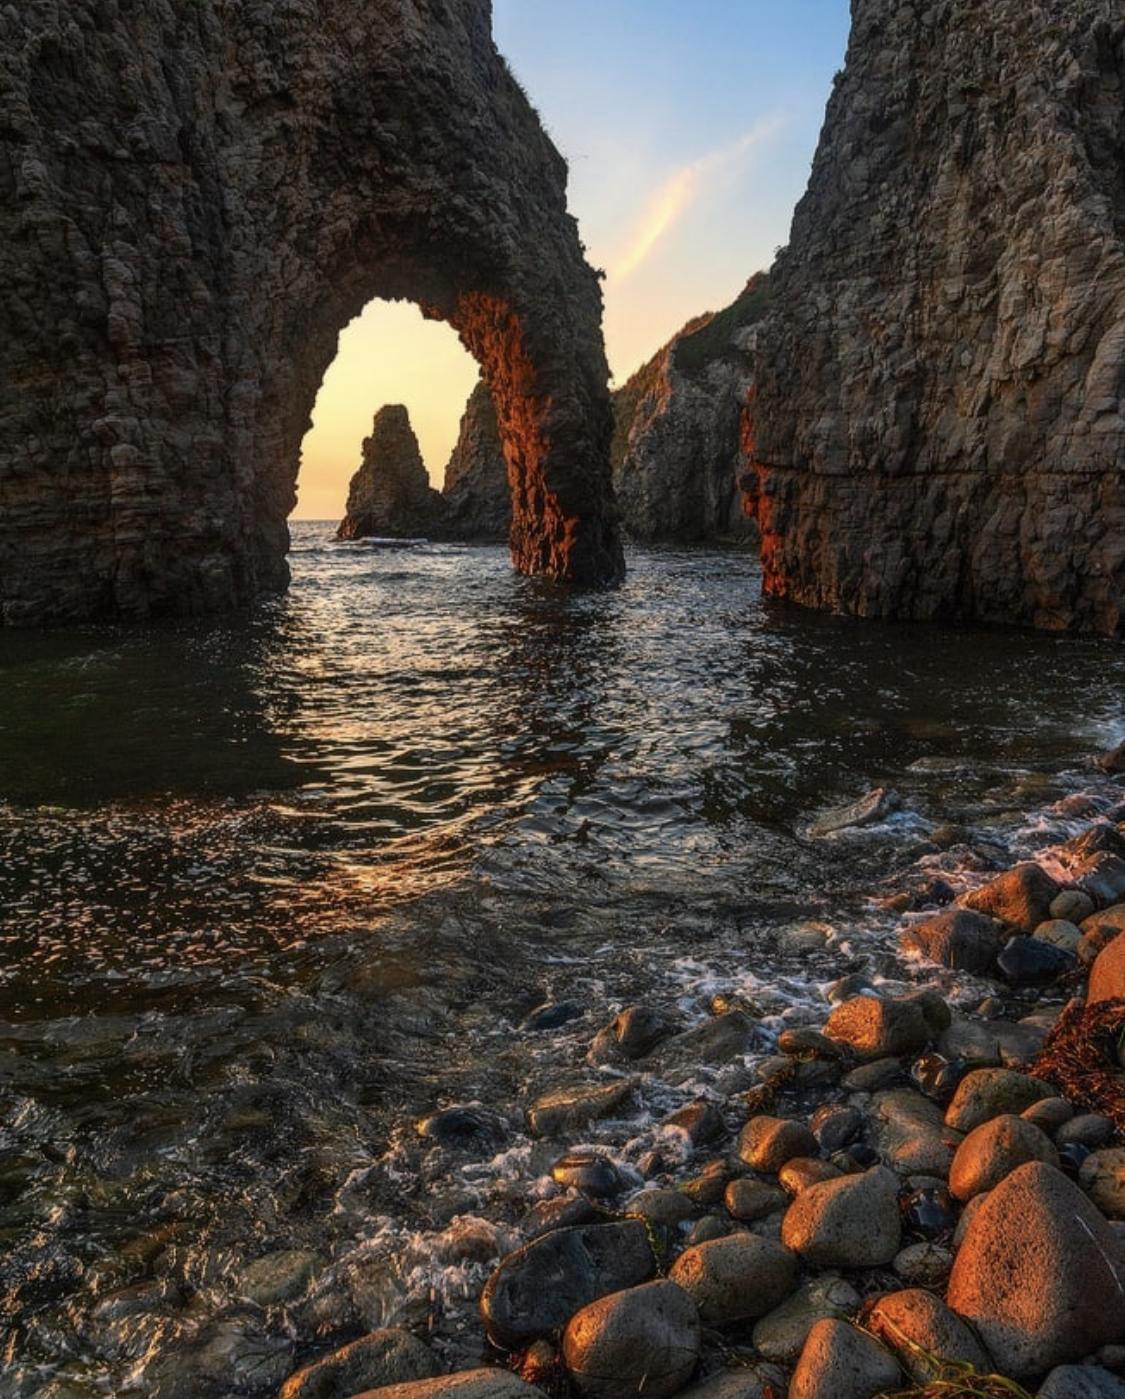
top-left (0, 525), bottom-right (1122, 1394)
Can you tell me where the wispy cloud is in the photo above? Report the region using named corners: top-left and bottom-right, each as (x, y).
top-left (610, 115), bottom-right (785, 283)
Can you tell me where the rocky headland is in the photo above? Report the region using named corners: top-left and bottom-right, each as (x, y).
top-left (611, 277), bottom-right (769, 545)
top-left (746, 0), bottom-right (1125, 632)
top-left (259, 744), bottom-right (1125, 1399)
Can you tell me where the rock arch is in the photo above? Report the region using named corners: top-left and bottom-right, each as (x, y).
top-left (0, 0), bottom-right (623, 623)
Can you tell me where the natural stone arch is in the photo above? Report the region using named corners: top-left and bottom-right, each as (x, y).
top-left (0, 0), bottom-right (622, 624)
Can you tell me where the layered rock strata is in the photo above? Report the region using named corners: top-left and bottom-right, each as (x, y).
top-left (748, 1), bottom-right (1125, 632)
top-left (613, 277), bottom-right (768, 543)
top-left (337, 406), bottom-right (445, 541)
top-left (0, 0), bottom-right (621, 623)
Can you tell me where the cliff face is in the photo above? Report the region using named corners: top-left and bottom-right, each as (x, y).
top-left (748, 0), bottom-right (1125, 632)
top-left (441, 381), bottom-right (511, 542)
top-left (0, 0), bottom-right (621, 623)
top-left (613, 277), bottom-right (769, 543)
top-left (337, 406), bottom-right (445, 541)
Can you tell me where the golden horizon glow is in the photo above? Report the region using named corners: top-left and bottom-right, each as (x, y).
top-left (295, 301), bottom-right (480, 521)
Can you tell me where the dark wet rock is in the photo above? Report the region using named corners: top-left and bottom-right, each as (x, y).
top-left (779, 1158), bottom-right (844, 1195)
top-left (1022, 1098), bottom-right (1076, 1134)
top-left (900, 1183), bottom-right (957, 1241)
top-left (824, 995), bottom-right (931, 1062)
top-left (944, 1069), bottom-right (1058, 1133)
top-left (892, 1240), bottom-right (954, 1288)
top-left (1034, 920), bottom-right (1084, 956)
top-left (1051, 889), bottom-right (1098, 925)
top-left (675, 1366), bottom-right (789, 1399)
top-left (1037, 1364), bottom-right (1125, 1398)
top-left (737, 1116), bottom-right (819, 1174)
top-left (238, 1248), bottom-right (323, 1307)
top-left (668, 1234), bottom-right (799, 1327)
top-left (871, 1088), bottom-right (961, 1178)
top-left (778, 1027), bottom-right (846, 1059)
top-left (1089, 931), bottom-right (1125, 1006)
top-left (751, 1274), bottom-right (861, 1364)
top-left (864, 1289), bottom-right (993, 1385)
top-left (1056, 1114), bottom-right (1116, 1152)
top-left (550, 1152), bottom-right (625, 1199)
top-left (781, 1166), bottom-right (902, 1268)
top-left (948, 1114), bottom-right (1060, 1202)
top-left (843, 1058), bottom-right (909, 1093)
top-left (679, 1161), bottom-right (736, 1208)
top-left (904, 988), bottom-right (954, 1036)
top-left (899, 908), bottom-right (1005, 973)
top-left (909, 1051), bottom-right (968, 1104)
top-left (562, 1280), bottom-right (701, 1399)
top-left (521, 1196), bottom-right (603, 1241)
top-left (1099, 742), bottom-right (1125, 775)
top-left (947, 1162), bottom-right (1125, 1381)
top-left (145, 1308), bottom-right (294, 1398)
top-left (651, 1010), bottom-right (757, 1069)
top-left (521, 1001), bottom-right (584, 1033)
top-left (788, 1317), bottom-right (903, 1399)
top-left (527, 1080), bottom-right (638, 1138)
top-left (938, 1017), bottom-right (1049, 1067)
top-left (417, 1105), bottom-right (511, 1153)
top-left (1057, 1141), bottom-right (1092, 1178)
top-left (810, 1103), bottom-right (865, 1154)
top-left (280, 1327), bottom-right (440, 1399)
top-left (1074, 855), bottom-right (1125, 909)
top-left (588, 1005), bottom-right (674, 1065)
top-left (661, 1100), bottom-right (726, 1148)
top-left (685, 1217), bottom-right (730, 1247)
top-left (809, 788), bottom-right (901, 838)
top-left (624, 1189), bottom-right (699, 1230)
top-left (480, 1220), bottom-right (657, 1349)
top-left (724, 1177), bottom-right (789, 1223)
top-left (1060, 823), bottom-right (1125, 865)
top-left (997, 935), bottom-right (1079, 985)
top-left (1079, 1148), bottom-right (1125, 1220)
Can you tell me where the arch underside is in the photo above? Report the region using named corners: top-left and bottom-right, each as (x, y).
top-left (0, 0), bottom-right (622, 624)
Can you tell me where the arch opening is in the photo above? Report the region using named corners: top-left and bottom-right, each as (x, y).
top-left (0, 0), bottom-right (623, 625)
top-left (297, 300), bottom-right (481, 525)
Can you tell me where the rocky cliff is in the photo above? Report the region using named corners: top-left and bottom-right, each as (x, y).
top-left (337, 406), bottom-right (445, 541)
top-left (441, 381), bottom-right (511, 542)
top-left (612, 276), bottom-right (769, 542)
top-left (748, 0), bottom-right (1125, 632)
top-left (0, 0), bottom-right (621, 623)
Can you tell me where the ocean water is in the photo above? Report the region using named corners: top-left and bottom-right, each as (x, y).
top-left (0, 524), bottom-right (1122, 1394)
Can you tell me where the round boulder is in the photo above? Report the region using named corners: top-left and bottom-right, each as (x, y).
top-left (962, 862), bottom-right (1060, 933)
top-left (947, 1161), bottom-right (1125, 1380)
top-left (667, 1234), bottom-right (799, 1327)
top-left (948, 1114), bottom-right (1060, 1201)
top-left (899, 908), bottom-right (1004, 973)
top-left (824, 995), bottom-right (931, 1061)
top-left (864, 1288), bottom-right (993, 1383)
top-left (944, 1068), bottom-right (1057, 1132)
top-left (781, 1166), bottom-right (902, 1268)
top-left (737, 1115), bottom-right (818, 1174)
top-left (788, 1318), bottom-right (902, 1399)
top-left (562, 1281), bottom-right (701, 1399)
top-left (1089, 931), bottom-right (1125, 1006)
top-left (1079, 1148), bottom-right (1125, 1220)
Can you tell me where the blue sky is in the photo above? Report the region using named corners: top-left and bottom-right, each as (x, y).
top-left (295, 1), bottom-right (851, 518)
